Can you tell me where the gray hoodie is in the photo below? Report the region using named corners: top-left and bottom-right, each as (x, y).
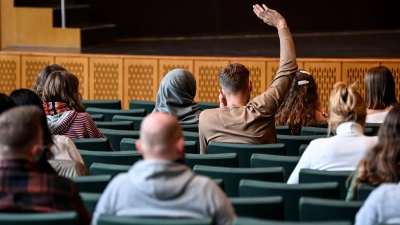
top-left (92, 160), bottom-right (236, 225)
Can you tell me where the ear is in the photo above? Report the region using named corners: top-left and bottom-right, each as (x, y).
top-left (30, 144), bottom-right (43, 158)
top-left (249, 81), bottom-right (253, 93)
top-left (135, 140), bottom-right (143, 155)
top-left (175, 137), bottom-right (185, 158)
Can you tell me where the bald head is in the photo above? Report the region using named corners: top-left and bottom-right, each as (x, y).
top-left (0, 106), bottom-right (43, 159)
top-left (137, 113), bottom-right (184, 159)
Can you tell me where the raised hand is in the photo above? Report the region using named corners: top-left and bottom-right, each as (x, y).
top-left (253, 4), bottom-right (287, 29)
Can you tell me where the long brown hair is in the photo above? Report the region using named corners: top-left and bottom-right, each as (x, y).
top-left (365, 66), bottom-right (397, 110)
top-left (41, 70), bottom-right (85, 112)
top-left (34, 64), bottom-right (67, 96)
top-left (275, 70), bottom-right (321, 135)
top-left (351, 103), bottom-right (400, 200)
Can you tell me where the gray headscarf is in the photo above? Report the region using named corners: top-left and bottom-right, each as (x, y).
top-left (153, 68), bottom-right (202, 124)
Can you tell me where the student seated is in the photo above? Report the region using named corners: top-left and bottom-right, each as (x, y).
top-left (287, 82), bottom-right (377, 184)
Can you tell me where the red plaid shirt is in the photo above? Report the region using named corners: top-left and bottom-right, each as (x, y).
top-left (0, 159), bottom-right (91, 225)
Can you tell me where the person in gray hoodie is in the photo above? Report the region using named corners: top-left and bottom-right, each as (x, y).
top-left (92, 112), bottom-right (236, 225)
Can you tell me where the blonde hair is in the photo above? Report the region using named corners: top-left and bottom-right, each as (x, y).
top-left (328, 82), bottom-right (366, 131)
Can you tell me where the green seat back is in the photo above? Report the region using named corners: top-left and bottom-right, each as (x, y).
top-left (80, 192), bottom-right (101, 216)
top-left (299, 197), bottom-right (363, 223)
top-left (239, 180), bottom-right (340, 221)
top-left (87, 107), bottom-right (145, 121)
top-left (82, 100), bottom-right (121, 110)
top-left (315, 121), bottom-right (329, 128)
top-left (78, 150), bottom-right (141, 168)
top-left (99, 128), bottom-right (140, 151)
top-left (277, 135), bottom-right (324, 156)
top-left (112, 115), bottom-right (144, 131)
top-left (276, 125), bottom-right (290, 135)
top-left (208, 142), bottom-right (286, 167)
top-left (301, 126), bottom-right (373, 136)
top-left (213, 179), bottom-right (224, 191)
top-left (183, 131), bottom-right (200, 152)
top-left (120, 138), bottom-right (198, 154)
top-left (229, 196), bottom-right (284, 220)
top-left (72, 138), bottom-right (109, 151)
top-left (251, 154), bottom-right (300, 182)
top-left (90, 114), bottom-right (105, 121)
top-left (233, 217), bottom-right (351, 225)
top-left (98, 215), bottom-right (213, 225)
top-left (299, 144), bottom-right (308, 157)
top-left (181, 124), bottom-right (199, 132)
top-left (185, 153), bottom-right (238, 169)
top-left (71, 174), bottom-right (112, 193)
top-left (197, 102), bottom-right (219, 110)
top-left (357, 183), bottom-right (376, 201)
top-left (90, 163), bottom-right (131, 177)
top-left (0, 212), bottom-right (79, 225)
top-left (95, 121), bottom-right (134, 130)
top-left (194, 165), bottom-right (284, 197)
top-left (299, 169), bottom-right (353, 199)
top-left (129, 100), bottom-right (155, 115)
top-left (365, 123), bottom-right (381, 136)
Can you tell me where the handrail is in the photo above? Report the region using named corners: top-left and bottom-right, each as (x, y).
top-left (61, 0), bottom-right (66, 28)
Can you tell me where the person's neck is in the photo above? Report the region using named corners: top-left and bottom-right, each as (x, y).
top-left (226, 93), bottom-right (249, 107)
top-left (367, 105), bottom-right (392, 115)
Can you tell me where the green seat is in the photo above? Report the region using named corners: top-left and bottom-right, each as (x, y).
top-left (71, 174), bottom-right (112, 193)
top-left (301, 126), bottom-right (373, 136)
top-left (112, 115), bottom-right (144, 131)
top-left (87, 107), bottom-right (146, 121)
top-left (299, 144), bottom-right (308, 157)
top-left (72, 138), bottom-right (109, 151)
top-left (299, 197), bottom-right (363, 223)
top-left (239, 180), bottom-right (340, 221)
top-left (120, 138), bottom-right (198, 154)
top-left (314, 121), bottom-right (329, 128)
top-left (129, 100), bottom-right (155, 115)
top-left (90, 163), bottom-right (131, 177)
top-left (357, 183), bottom-right (376, 201)
top-left (193, 165), bottom-right (284, 197)
top-left (233, 217), bottom-right (351, 225)
top-left (365, 123), bottom-right (381, 136)
top-left (251, 154), bottom-right (300, 182)
top-left (78, 150), bottom-right (141, 168)
top-left (213, 179), bottom-right (224, 191)
top-left (229, 196), bottom-right (284, 220)
top-left (276, 125), bottom-right (290, 135)
top-left (90, 114), bottom-right (105, 121)
top-left (98, 215), bottom-right (213, 225)
top-left (99, 128), bottom-right (140, 151)
top-left (95, 121), bottom-right (134, 130)
top-left (299, 169), bottom-right (353, 199)
top-left (208, 142), bottom-right (286, 167)
top-left (82, 99), bottom-right (121, 110)
top-left (197, 102), bottom-right (219, 110)
top-left (181, 124), bottom-right (199, 132)
top-left (185, 153), bottom-right (238, 169)
top-left (80, 192), bottom-right (101, 216)
top-left (0, 212), bottom-right (79, 225)
top-left (277, 135), bottom-right (324, 156)
top-left (183, 131), bottom-right (200, 152)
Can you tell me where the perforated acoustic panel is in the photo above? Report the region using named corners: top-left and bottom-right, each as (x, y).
top-left (0, 55), bottom-right (20, 94)
top-left (90, 58), bottom-right (123, 102)
top-left (56, 57), bottom-right (89, 100)
top-left (124, 59), bottom-right (158, 109)
top-left (342, 62), bottom-right (380, 98)
top-left (21, 56), bottom-right (54, 89)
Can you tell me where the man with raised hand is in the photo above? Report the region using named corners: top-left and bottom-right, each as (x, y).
top-left (199, 4), bottom-right (298, 153)
top-left (92, 112), bottom-right (235, 225)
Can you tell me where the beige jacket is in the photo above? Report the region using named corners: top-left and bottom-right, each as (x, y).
top-left (199, 27), bottom-right (298, 154)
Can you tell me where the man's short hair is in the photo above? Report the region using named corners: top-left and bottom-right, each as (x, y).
top-left (218, 62), bottom-right (250, 94)
top-left (0, 106), bottom-right (42, 153)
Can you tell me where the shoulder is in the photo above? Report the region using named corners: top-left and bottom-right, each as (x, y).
top-left (370, 183), bottom-right (400, 198)
top-left (199, 108), bottom-right (220, 122)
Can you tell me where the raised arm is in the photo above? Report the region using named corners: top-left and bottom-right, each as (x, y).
top-left (251, 4), bottom-right (298, 114)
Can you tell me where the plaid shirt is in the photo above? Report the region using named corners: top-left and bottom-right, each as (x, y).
top-left (0, 159), bottom-right (91, 225)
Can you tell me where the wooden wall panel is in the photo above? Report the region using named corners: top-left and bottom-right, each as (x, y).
top-left (123, 58), bottom-right (158, 109)
top-left (381, 62), bottom-right (400, 102)
top-left (194, 60), bottom-right (229, 103)
top-left (0, 55), bottom-right (20, 94)
top-left (159, 59), bottom-right (194, 80)
top-left (304, 62), bottom-right (341, 111)
top-left (55, 57), bottom-right (89, 100)
top-left (89, 58), bottom-right (123, 104)
top-left (21, 55), bottom-right (54, 89)
top-left (342, 62), bottom-right (380, 98)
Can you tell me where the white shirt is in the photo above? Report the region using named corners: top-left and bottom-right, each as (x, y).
top-left (287, 122), bottom-right (378, 184)
top-left (51, 135), bottom-right (84, 164)
top-left (366, 111), bottom-right (389, 123)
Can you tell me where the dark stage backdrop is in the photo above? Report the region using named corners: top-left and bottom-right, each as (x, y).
top-left (82, 0), bottom-right (399, 38)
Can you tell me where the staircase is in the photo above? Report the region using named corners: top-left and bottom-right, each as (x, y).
top-left (12, 0), bottom-right (116, 48)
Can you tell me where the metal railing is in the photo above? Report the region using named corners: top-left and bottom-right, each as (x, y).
top-left (61, 0), bottom-right (66, 28)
